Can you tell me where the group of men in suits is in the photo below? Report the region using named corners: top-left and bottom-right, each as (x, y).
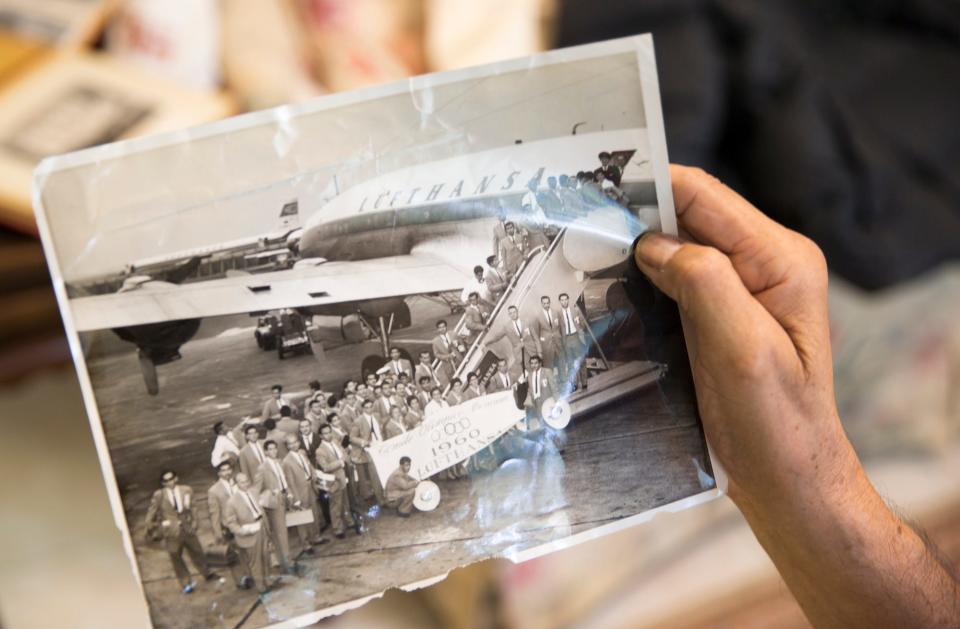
top-left (174, 274), bottom-right (598, 595)
top-left (481, 293), bottom-right (589, 396)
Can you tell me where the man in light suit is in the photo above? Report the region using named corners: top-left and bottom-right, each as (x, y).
top-left (295, 418), bottom-right (331, 530)
top-left (379, 347), bottom-right (413, 379)
top-left (445, 378), bottom-right (465, 407)
top-left (483, 305), bottom-right (540, 372)
top-left (224, 473), bottom-right (271, 593)
top-left (260, 440), bottom-right (295, 574)
top-left (485, 255), bottom-right (507, 302)
top-left (523, 355), bottom-right (557, 432)
top-left (415, 376), bottom-right (433, 409)
top-left (532, 295), bottom-right (562, 374)
top-left (414, 351), bottom-right (440, 388)
top-left (261, 384), bottom-right (295, 422)
top-left (486, 359), bottom-right (516, 395)
top-left (557, 292), bottom-right (589, 393)
top-left (303, 399), bottom-right (326, 434)
top-left (145, 470), bottom-right (218, 594)
top-left (282, 435), bottom-right (325, 553)
top-left (337, 390), bottom-right (360, 434)
top-left (238, 425), bottom-right (266, 485)
top-left (206, 461), bottom-right (249, 589)
top-left (432, 319), bottom-right (461, 385)
top-left (499, 221), bottom-right (526, 278)
top-left (383, 406), bottom-right (408, 440)
top-left (349, 399), bottom-right (384, 504)
top-left (315, 423), bottom-right (355, 539)
top-left (463, 292), bottom-right (487, 344)
top-left (491, 210), bottom-right (508, 259)
top-left (263, 418), bottom-right (289, 460)
top-left (372, 385), bottom-right (394, 424)
top-left (296, 419), bottom-right (319, 466)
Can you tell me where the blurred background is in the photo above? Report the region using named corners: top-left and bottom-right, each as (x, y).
top-left (0, 1), bottom-right (958, 627)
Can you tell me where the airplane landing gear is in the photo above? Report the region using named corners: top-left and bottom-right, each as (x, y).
top-left (138, 350), bottom-right (159, 396)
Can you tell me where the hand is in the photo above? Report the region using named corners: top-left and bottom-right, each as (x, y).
top-left (633, 165), bottom-right (960, 628)
top-left (633, 165), bottom-right (850, 509)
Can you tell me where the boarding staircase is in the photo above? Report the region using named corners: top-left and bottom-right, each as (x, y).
top-left (438, 227), bottom-right (667, 416)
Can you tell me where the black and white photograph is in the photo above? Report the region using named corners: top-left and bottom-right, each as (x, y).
top-left (35, 36), bottom-right (719, 628)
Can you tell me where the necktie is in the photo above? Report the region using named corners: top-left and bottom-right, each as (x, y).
top-left (226, 481), bottom-right (235, 496)
top-left (272, 460), bottom-right (288, 492)
top-left (297, 453), bottom-right (311, 480)
top-left (533, 370), bottom-right (541, 398)
top-left (503, 373), bottom-right (510, 387)
top-left (514, 321), bottom-right (521, 336)
top-left (370, 416), bottom-right (381, 441)
top-left (565, 309), bottom-right (574, 334)
top-left (394, 361), bottom-right (401, 374)
top-left (545, 310), bottom-right (552, 329)
top-left (244, 491), bottom-right (261, 518)
top-left (327, 441), bottom-right (342, 462)
top-left (168, 488), bottom-right (182, 513)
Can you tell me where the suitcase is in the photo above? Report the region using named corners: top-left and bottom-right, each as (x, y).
top-left (285, 508), bottom-right (315, 528)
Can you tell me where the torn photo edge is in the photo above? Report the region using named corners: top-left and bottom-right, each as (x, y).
top-left (32, 33), bottom-right (727, 627)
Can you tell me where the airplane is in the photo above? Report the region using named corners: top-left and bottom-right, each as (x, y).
top-left (68, 129), bottom-right (656, 394)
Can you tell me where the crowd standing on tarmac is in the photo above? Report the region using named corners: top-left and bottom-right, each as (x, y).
top-left (147, 152), bottom-right (623, 598)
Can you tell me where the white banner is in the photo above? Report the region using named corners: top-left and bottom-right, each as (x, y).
top-left (368, 391), bottom-right (524, 481)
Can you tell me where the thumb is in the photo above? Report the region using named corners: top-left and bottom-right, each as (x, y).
top-left (633, 233), bottom-right (787, 367)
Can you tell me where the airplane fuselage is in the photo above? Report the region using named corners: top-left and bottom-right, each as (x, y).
top-left (298, 194), bottom-right (515, 262)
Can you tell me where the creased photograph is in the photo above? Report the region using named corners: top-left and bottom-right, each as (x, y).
top-left (34, 35), bottom-right (720, 628)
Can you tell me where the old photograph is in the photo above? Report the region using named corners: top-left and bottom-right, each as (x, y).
top-left (35, 36), bottom-right (719, 627)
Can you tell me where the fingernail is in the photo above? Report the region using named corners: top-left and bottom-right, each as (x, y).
top-left (635, 232), bottom-right (682, 269)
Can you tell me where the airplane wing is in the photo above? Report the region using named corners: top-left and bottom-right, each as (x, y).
top-left (69, 253), bottom-right (471, 332)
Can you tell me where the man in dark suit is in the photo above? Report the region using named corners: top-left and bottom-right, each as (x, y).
top-left (145, 470), bottom-right (218, 594)
top-left (594, 151), bottom-right (622, 186)
top-left (238, 425), bottom-right (266, 485)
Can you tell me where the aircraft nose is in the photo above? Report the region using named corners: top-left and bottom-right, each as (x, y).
top-left (561, 205), bottom-right (647, 273)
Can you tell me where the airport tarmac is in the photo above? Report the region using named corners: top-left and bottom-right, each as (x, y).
top-left (83, 296), bottom-right (710, 628)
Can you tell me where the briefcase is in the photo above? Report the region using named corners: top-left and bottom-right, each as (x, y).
top-left (285, 508), bottom-right (315, 528)
top-left (205, 544), bottom-right (238, 567)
